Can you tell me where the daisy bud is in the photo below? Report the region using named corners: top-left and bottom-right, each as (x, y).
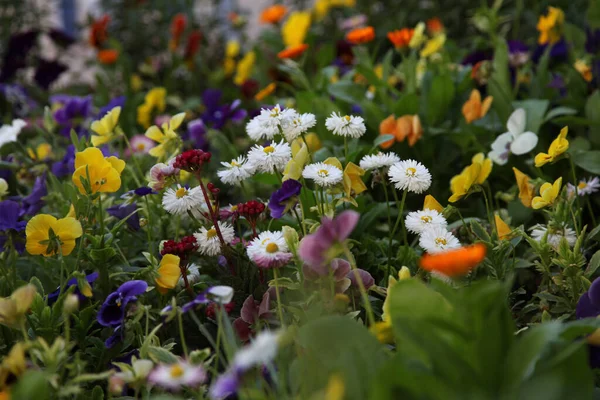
top-left (63, 294), bottom-right (79, 315)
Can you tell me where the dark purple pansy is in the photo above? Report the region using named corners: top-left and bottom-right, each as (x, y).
top-left (186, 118), bottom-right (209, 150)
top-left (97, 280), bottom-right (148, 327)
top-left (347, 268), bottom-right (375, 290)
top-left (507, 40), bottom-right (529, 67)
top-left (201, 89), bottom-right (247, 130)
top-left (576, 278), bottom-right (600, 368)
top-left (107, 203), bottom-right (140, 230)
top-left (532, 39), bottom-right (568, 64)
top-left (34, 60), bottom-right (67, 90)
top-left (51, 145), bottom-right (76, 178)
top-left (461, 49), bottom-right (492, 66)
top-left (586, 28), bottom-right (600, 54)
top-left (51, 95), bottom-right (93, 136)
top-left (0, 30), bottom-right (39, 82)
top-left (47, 272), bottom-right (99, 305)
top-left (268, 179), bottom-right (302, 219)
top-left (0, 200), bottom-right (26, 253)
top-left (133, 186), bottom-right (154, 196)
top-left (20, 174), bottom-right (47, 217)
top-left (98, 96), bottom-right (126, 118)
top-left (548, 73), bottom-right (567, 97)
top-left (210, 370), bottom-right (241, 399)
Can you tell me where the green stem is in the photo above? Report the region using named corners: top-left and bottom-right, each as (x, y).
top-left (214, 308), bottom-right (223, 369)
top-left (391, 189), bottom-right (408, 245)
top-left (301, 134), bottom-right (314, 163)
top-left (272, 268), bottom-right (286, 328)
top-left (342, 244), bottom-right (375, 326)
top-left (177, 310), bottom-right (189, 358)
top-left (481, 188), bottom-right (495, 236)
top-left (344, 137), bottom-right (348, 162)
top-left (382, 180), bottom-right (393, 283)
top-left (587, 197), bottom-right (597, 227)
top-left (569, 158), bottom-right (582, 235)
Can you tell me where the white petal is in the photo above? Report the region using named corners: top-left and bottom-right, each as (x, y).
top-left (507, 108), bottom-right (526, 136)
top-left (510, 131), bottom-right (538, 155)
top-left (490, 132), bottom-right (513, 153)
top-left (488, 150), bottom-right (508, 166)
top-left (208, 286), bottom-right (234, 304)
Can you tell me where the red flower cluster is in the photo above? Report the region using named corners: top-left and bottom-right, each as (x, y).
top-left (205, 301), bottom-right (236, 319)
top-left (161, 235), bottom-right (198, 257)
top-left (237, 200), bottom-right (265, 223)
top-left (173, 149), bottom-right (211, 172)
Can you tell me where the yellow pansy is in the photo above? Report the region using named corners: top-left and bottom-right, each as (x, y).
top-left (293, 132), bottom-right (322, 153)
top-left (0, 342), bottom-right (27, 383)
top-left (575, 59), bottom-right (593, 82)
top-left (532, 177), bottom-right (562, 209)
top-left (448, 153), bottom-right (492, 203)
top-left (91, 106), bottom-right (121, 147)
top-left (423, 194), bottom-right (443, 212)
top-left (471, 153), bottom-right (492, 184)
top-left (495, 214), bottom-right (511, 240)
top-left (420, 33), bottom-right (446, 58)
top-left (409, 22), bottom-right (426, 48)
top-left (156, 254), bottom-right (181, 294)
top-left (323, 158), bottom-right (366, 205)
top-left (0, 178), bottom-right (7, 198)
top-left (137, 87), bottom-right (167, 128)
top-left (0, 285), bottom-right (36, 329)
top-left (234, 51), bottom-right (256, 86)
top-left (27, 143), bottom-right (52, 161)
top-left (537, 6), bottom-right (564, 45)
top-left (145, 112), bottom-right (186, 160)
top-left (512, 167), bottom-right (535, 208)
top-left (226, 40), bottom-right (240, 58)
top-left (65, 204), bottom-right (76, 218)
top-left (284, 142), bottom-right (309, 181)
top-left (72, 147), bottom-right (125, 195)
top-left (282, 11), bottom-right (311, 48)
top-left (462, 89), bottom-right (493, 124)
top-left (25, 214), bottom-right (82, 257)
top-left (534, 126), bottom-right (569, 167)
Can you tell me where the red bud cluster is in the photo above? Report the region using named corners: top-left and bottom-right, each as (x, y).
top-left (237, 200), bottom-right (265, 222)
top-left (173, 149), bottom-right (212, 172)
top-left (161, 235), bottom-right (198, 257)
top-left (205, 301), bottom-right (235, 319)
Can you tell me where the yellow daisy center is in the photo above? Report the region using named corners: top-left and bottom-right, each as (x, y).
top-left (263, 146), bottom-right (275, 154)
top-left (175, 187), bottom-right (188, 198)
top-left (318, 169), bottom-right (329, 177)
top-left (170, 365), bottom-right (185, 378)
top-left (231, 161), bottom-right (240, 167)
top-left (421, 216), bottom-right (432, 223)
top-left (406, 167), bottom-right (417, 177)
top-left (136, 143), bottom-right (146, 151)
top-left (265, 242), bottom-right (279, 253)
top-left (270, 109), bottom-right (280, 117)
top-left (206, 228), bottom-right (218, 239)
top-left (435, 237), bottom-right (447, 246)
top-left (578, 182), bottom-right (587, 190)
top-left (231, 205), bottom-right (238, 211)
top-left (344, 115), bottom-right (351, 122)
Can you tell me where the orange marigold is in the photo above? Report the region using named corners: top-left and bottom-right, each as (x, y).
top-left (420, 243), bottom-right (487, 277)
top-left (426, 17), bottom-right (444, 34)
top-left (346, 26), bottom-right (375, 45)
top-left (260, 5), bottom-right (287, 24)
top-left (387, 28), bottom-right (414, 49)
top-left (278, 44), bottom-right (309, 59)
top-left (97, 49), bottom-right (119, 64)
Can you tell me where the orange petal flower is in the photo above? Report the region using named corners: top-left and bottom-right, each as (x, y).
top-left (407, 115), bottom-right (422, 147)
top-left (89, 15), bottom-right (110, 48)
top-left (495, 214), bottom-right (512, 240)
top-left (426, 17), bottom-right (444, 34)
top-left (169, 13), bottom-right (187, 51)
top-left (387, 28), bottom-right (414, 49)
top-left (462, 89), bottom-right (493, 124)
top-left (97, 49), bottom-right (119, 64)
top-left (346, 26), bottom-right (375, 45)
top-left (255, 83), bottom-right (277, 101)
top-left (512, 167), bottom-right (535, 208)
top-left (184, 30), bottom-right (202, 61)
top-left (420, 243), bottom-right (487, 277)
top-left (378, 115), bottom-right (397, 149)
top-left (277, 43), bottom-right (309, 59)
top-left (260, 5), bottom-right (287, 24)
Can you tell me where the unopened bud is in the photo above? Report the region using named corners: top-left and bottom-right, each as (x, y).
top-left (398, 266), bottom-right (411, 281)
top-left (139, 218), bottom-right (148, 227)
top-left (541, 310), bottom-right (552, 323)
top-left (282, 226), bottom-right (299, 254)
top-left (109, 376), bottom-right (125, 395)
top-left (63, 294), bottom-right (79, 314)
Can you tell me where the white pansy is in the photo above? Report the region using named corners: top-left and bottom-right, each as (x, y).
top-left (0, 119), bottom-right (26, 150)
top-left (488, 108), bottom-right (538, 165)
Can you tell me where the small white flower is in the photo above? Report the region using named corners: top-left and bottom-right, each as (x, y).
top-left (419, 226), bottom-right (461, 254)
top-left (207, 286), bottom-right (235, 304)
top-left (530, 224), bottom-right (577, 249)
top-left (247, 231), bottom-right (293, 269)
top-left (194, 222), bottom-right (235, 256)
top-left (302, 162), bottom-right (343, 187)
top-left (114, 359), bottom-right (154, 384)
top-left (0, 119), bottom-right (26, 150)
top-left (281, 112), bottom-right (317, 142)
top-left (0, 178), bottom-right (8, 198)
top-left (325, 112), bottom-right (366, 138)
top-left (233, 330), bottom-right (280, 370)
top-left (359, 152), bottom-right (401, 171)
top-left (245, 104), bottom-right (296, 141)
top-left (177, 264), bottom-right (201, 289)
top-left (162, 185), bottom-right (204, 215)
top-left (405, 209), bottom-right (447, 234)
top-left (488, 108), bottom-right (538, 165)
top-left (567, 177), bottom-right (600, 197)
top-left (246, 140), bottom-right (292, 173)
top-left (148, 361), bottom-right (206, 390)
top-left (388, 160), bottom-right (432, 194)
top-left (217, 156), bottom-right (255, 185)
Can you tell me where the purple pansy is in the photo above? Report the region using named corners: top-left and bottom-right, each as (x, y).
top-left (186, 118), bottom-right (209, 151)
top-left (51, 95), bottom-right (93, 136)
top-left (298, 210), bottom-right (360, 268)
top-left (97, 280), bottom-right (148, 327)
top-left (20, 174), bottom-right (47, 217)
top-left (548, 73), bottom-right (567, 97)
top-left (532, 39), bottom-right (568, 64)
top-left (461, 49), bottom-right (492, 66)
top-left (268, 179), bottom-right (302, 219)
top-left (586, 28), bottom-right (600, 54)
top-left (98, 96), bottom-right (126, 118)
top-left (107, 203), bottom-right (140, 231)
top-left (47, 272), bottom-right (99, 305)
top-left (576, 278), bottom-right (600, 368)
top-left (0, 84), bottom-right (37, 117)
top-left (0, 200), bottom-right (27, 253)
top-left (51, 145), bottom-right (76, 178)
top-left (201, 89), bottom-right (247, 130)
top-left (181, 286), bottom-right (234, 314)
top-left (507, 40), bottom-right (529, 67)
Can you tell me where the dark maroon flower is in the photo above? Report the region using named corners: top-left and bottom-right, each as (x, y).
top-left (173, 149), bottom-right (212, 172)
top-left (238, 200), bottom-right (265, 224)
top-left (161, 235), bottom-right (198, 258)
top-left (232, 291), bottom-right (272, 342)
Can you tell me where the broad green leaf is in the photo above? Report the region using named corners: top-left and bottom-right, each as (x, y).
top-left (544, 106), bottom-right (578, 122)
top-left (427, 74), bottom-right (455, 125)
top-left (586, 250), bottom-right (600, 278)
top-left (373, 134), bottom-right (395, 147)
top-left (488, 38), bottom-right (512, 123)
top-left (573, 150), bottom-right (600, 174)
top-left (393, 92), bottom-right (420, 116)
top-left (512, 99), bottom-right (549, 133)
top-left (327, 81), bottom-right (364, 104)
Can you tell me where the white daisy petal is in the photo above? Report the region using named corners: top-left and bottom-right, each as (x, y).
top-left (246, 231), bottom-right (293, 269)
top-left (162, 185), bottom-right (205, 216)
top-left (419, 226), bottom-right (461, 254)
top-left (246, 140), bottom-right (292, 173)
top-left (302, 162), bottom-right (343, 187)
top-left (359, 152), bottom-right (401, 171)
top-left (388, 160), bottom-right (432, 194)
top-left (217, 156), bottom-right (255, 185)
top-left (194, 222), bottom-right (235, 256)
top-left (405, 209), bottom-right (447, 234)
top-left (325, 112), bottom-right (366, 138)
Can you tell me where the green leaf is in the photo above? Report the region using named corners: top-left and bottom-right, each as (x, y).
top-left (573, 151), bottom-right (600, 174)
top-left (586, 250), bottom-right (600, 278)
top-left (512, 99), bottom-right (549, 134)
top-left (354, 203), bottom-right (389, 234)
top-left (373, 134), bottom-right (394, 147)
top-left (544, 106), bottom-right (578, 122)
top-left (488, 38), bottom-right (512, 123)
top-left (393, 92), bottom-right (420, 116)
top-left (471, 220), bottom-right (491, 243)
top-left (585, 91), bottom-right (600, 144)
top-left (11, 371), bottom-right (50, 400)
top-left (427, 74), bottom-right (455, 125)
top-left (588, 0), bottom-right (600, 29)
top-left (327, 81), bottom-right (364, 104)
top-left (147, 346), bottom-right (179, 364)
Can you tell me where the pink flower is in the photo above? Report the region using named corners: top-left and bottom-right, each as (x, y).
top-left (298, 210), bottom-right (359, 268)
top-left (233, 291), bottom-right (272, 342)
top-left (148, 159), bottom-right (180, 191)
top-left (126, 134), bottom-right (155, 156)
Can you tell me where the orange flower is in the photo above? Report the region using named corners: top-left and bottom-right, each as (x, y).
top-left (387, 28), bottom-right (413, 49)
top-left (426, 17), bottom-right (444, 34)
top-left (184, 30), bottom-right (202, 61)
top-left (495, 214), bottom-right (512, 240)
top-left (89, 15), bottom-right (110, 48)
top-left (462, 89), bottom-right (493, 124)
top-left (255, 83), bottom-right (277, 101)
top-left (97, 49), bottom-right (119, 64)
top-left (512, 167), bottom-right (535, 208)
top-left (378, 115), bottom-right (398, 149)
top-left (169, 13), bottom-right (187, 51)
top-left (346, 26), bottom-right (375, 45)
top-left (378, 114), bottom-right (422, 148)
top-left (420, 243), bottom-right (487, 277)
top-left (278, 44), bottom-right (309, 59)
top-left (260, 5), bottom-right (287, 24)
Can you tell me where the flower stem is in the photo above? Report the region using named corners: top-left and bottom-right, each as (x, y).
top-left (569, 158), bottom-right (582, 235)
top-left (382, 181), bottom-right (393, 284)
top-left (301, 133), bottom-right (313, 163)
top-left (481, 188), bottom-right (495, 239)
top-left (272, 268), bottom-right (286, 328)
top-left (342, 244), bottom-right (375, 326)
top-left (391, 189), bottom-right (408, 246)
top-left (177, 310), bottom-right (189, 358)
top-left (344, 137), bottom-right (348, 162)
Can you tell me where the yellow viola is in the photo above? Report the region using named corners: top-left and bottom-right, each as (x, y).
top-left (283, 141), bottom-right (309, 181)
top-left (282, 11), bottom-right (311, 48)
top-left (512, 167), bottom-right (535, 208)
top-left (27, 143), bottom-right (52, 161)
top-left (137, 87), bottom-right (167, 128)
top-left (26, 214), bottom-right (82, 257)
top-left (532, 177), bottom-right (562, 209)
top-left (91, 106), bottom-right (121, 147)
top-left (155, 254), bottom-right (181, 294)
top-left (423, 194), bottom-right (443, 213)
top-left (0, 285), bottom-right (36, 329)
top-left (448, 153), bottom-right (492, 203)
top-left (575, 59), bottom-right (593, 82)
top-left (234, 51), bottom-right (256, 86)
top-left (534, 126), bottom-right (569, 167)
top-left (537, 6), bottom-right (564, 45)
top-left (0, 342), bottom-right (27, 384)
top-left (420, 33), bottom-right (446, 58)
top-left (471, 153), bottom-right (492, 184)
top-left (495, 214), bottom-right (511, 240)
top-left (72, 147), bottom-right (125, 195)
top-left (292, 132), bottom-right (322, 153)
top-left (409, 22), bottom-right (426, 48)
top-left (323, 157), bottom-right (366, 205)
top-left (145, 112), bottom-right (186, 160)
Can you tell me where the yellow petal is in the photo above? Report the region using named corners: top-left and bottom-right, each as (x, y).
top-left (53, 217), bottom-right (83, 241)
top-left (74, 147), bottom-right (105, 170)
top-left (476, 157), bottom-right (492, 185)
top-left (534, 152), bottom-right (551, 167)
top-left (90, 134), bottom-right (110, 147)
top-left (324, 157), bottom-right (343, 170)
top-left (99, 168), bottom-right (122, 193)
top-left (11, 284), bottom-right (37, 315)
top-left (423, 194), bottom-right (444, 212)
top-left (145, 126), bottom-right (164, 143)
top-left (495, 214), bottom-right (511, 240)
top-left (106, 156), bottom-right (126, 173)
top-left (531, 196), bottom-right (547, 209)
top-left (168, 113), bottom-right (186, 131)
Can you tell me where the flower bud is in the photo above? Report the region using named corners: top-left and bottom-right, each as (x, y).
top-left (398, 266), bottom-right (411, 280)
top-left (541, 310), bottom-right (552, 323)
top-left (139, 217), bottom-right (148, 227)
top-left (63, 294), bottom-right (79, 314)
top-left (282, 226), bottom-right (299, 254)
top-left (109, 376), bottom-right (125, 395)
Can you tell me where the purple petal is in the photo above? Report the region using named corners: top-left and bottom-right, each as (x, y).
top-left (240, 295), bottom-right (257, 324)
top-left (118, 280), bottom-right (148, 298)
top-left (347, 268), bottom-right (375, 290)
top-left (332, 210), bottom-right (360, 241)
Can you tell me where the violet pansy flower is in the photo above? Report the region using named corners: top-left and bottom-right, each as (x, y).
top-left (97, 280), bottom-right (148, 327)
top-left (47, 272), bottom-right (99, 305)
top-left (51, 95), bottom-right (93, 137)
top-left (0, 200), bottom-right (27, 253)
top-left (201, 89), bottom-right (247, 130)
top-left (576, 278), bottom-right (600, 368)
top-left (51, 145), bottom-right (75, 178)
top-left (268, 179), bottom-right (302, 219)
top-left (107, 203), bottom-right (140, 231)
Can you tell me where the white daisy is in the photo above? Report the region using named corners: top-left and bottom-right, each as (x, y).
top-left (177, 263), bottom-right (201, 289)
top-left (405, 209), bottom-right (447, 234)
top-left (245, 104), bottom-right (296, 141)
top-left (247, 231), bottom-right (293, 269)
top-left (302, 162), bottom-right (343, 187)
top-left (359, 152), bottom-right (401, 171)
top-left (148, 361), bottom-right (206, 390)
top-left (246, 140), bottom-right (292, 173)
top-left (162, 185), bottom-right (204, 216)
top-left (325, 112), bottom-right (366, 138)
top-left (281, 112), bottom-right (317, 142)
top-left (419, 226), bottom-right (461, 254)
top-left (530, 224), bottom-right (577, 249)
top-left (217, 156), bottom-right (255, 186)
top-left (194, 222), bottom-right (235, 256)
top-left (567, 177), bottom-right (600, 197)
top-left (233, 330), bottom-right (280, 370)
top-left (0, 119), bottom-right (26, 150)
top-left (388, 160), bottom-right (432, 194)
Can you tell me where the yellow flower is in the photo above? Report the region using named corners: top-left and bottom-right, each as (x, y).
top-left (370, 321), bottom-right (394, 344)
top-left (25, 214), bottom-right (82, 257)
top-left (27, 143), bottom-right (52, 161)
top-left (495, 214), bottom-right (511, 240)
top-left (156, 254), bottom-right (181, 294)
top-left (130, 74), bottom-right (143, 92)
top-left (323, 158), bottom-right (366, 205)
top-left (512, 167), bottom-right (535, 208)
top-left (537, 6), bottom-right (564, 45)
top-left (0, 178), bottom-right (7, 198)
top-left (137, 87), bottom-right (167, 128)
top-left (575, 59), bottom-right (592, 82)
top-left (145, 112), bottom-right (186, 160)
top-left (314, 0), bottom-right (355, 20)
top-left (293, 132), bottom-right (322, 153)
top-left (532, 177), bottom-right (562, 209)
top-left (398, 266), bottom-right (411, 280)
top-left (462, 89), bottom-right (493, 124)
top-left (91, 106), bottom-right (121, 147)
top-left (224, 57), bottom-right (236, 76)
top-left (65, 204), bottom-right (76, 218)
top-left (226, 40), bottom-right (240, 58)
top-left (324, 374), bottom-right (345, 400)
top-left (72, 147), bottom-right (125, 195)
top-left (283, 142), bottom-right (309, 181)
top-left (0, 285), bottom-right (36, 329)
top-left (234, 51), bottom-right (256, 86)
top-left (282, 11), bottom-right (311, 48)
top-left (448, 153), bottom-right (492, 203)
top-left (409, 22), bottom-right (426, 48)
top-left (420, 33), bottom-right (446, 58)
top-left (423, 194), bottom-right (443, 213)
top-left (534, 126), bottom-right (569, 167)
top-left (0, 342), bottom-right (27, 385)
